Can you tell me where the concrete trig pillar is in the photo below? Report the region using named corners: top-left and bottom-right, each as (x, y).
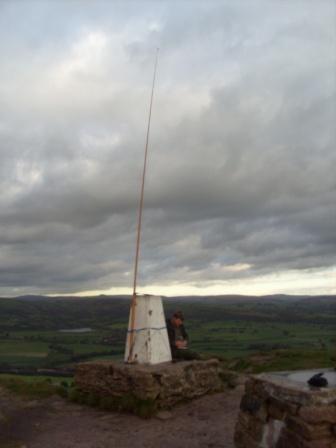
top-left (124, 295), bottom-right (172, 364)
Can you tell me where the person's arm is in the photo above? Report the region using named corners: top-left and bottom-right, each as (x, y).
top-left (181, 324), bottom-right (189, 341)
top-left (166, 320), bottom-right (175, 349)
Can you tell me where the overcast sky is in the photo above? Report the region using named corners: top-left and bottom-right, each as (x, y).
top-left (0, 0), bottom-right (335, 297)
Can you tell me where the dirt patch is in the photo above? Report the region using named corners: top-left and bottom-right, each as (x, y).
top-left (0, 386), bottom-right (243, 448)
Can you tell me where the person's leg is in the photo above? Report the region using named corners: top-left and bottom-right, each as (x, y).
top-left (173, 349), bottom-right (201, 361)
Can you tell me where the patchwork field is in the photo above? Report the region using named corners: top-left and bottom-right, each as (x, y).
top-left (0, 295), bottom-right (335, 372)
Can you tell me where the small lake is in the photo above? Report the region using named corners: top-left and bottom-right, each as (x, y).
top-left (58, 328), bottom-right (93, 333)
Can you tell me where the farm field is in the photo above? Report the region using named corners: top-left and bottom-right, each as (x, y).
top-left (0, 328), bottom-right (123, 368)
top-left (188, 320), bottom-right (336, 357)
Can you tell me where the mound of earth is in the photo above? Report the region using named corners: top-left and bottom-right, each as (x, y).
top-left (0, 385), bottom-right (243, 448)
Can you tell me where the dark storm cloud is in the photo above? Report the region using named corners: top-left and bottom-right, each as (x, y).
top-left (0, 1), bottom-right (335, 294)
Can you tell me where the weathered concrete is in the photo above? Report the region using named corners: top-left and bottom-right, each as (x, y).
top-left (75, 359), bottom-right (224, 410)
top-left (234, 369), bottom-right (336, 448)
top-left (124, 295), bottom-right (172, 364)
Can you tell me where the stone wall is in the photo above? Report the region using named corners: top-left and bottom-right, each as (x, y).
top-left (234, 373), bottom-right (336, 448)
top-left (75, 359), bottom-right (224, 412)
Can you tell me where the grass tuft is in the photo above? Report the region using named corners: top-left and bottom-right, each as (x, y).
top-left (0, 375), bottom-right (68, 399)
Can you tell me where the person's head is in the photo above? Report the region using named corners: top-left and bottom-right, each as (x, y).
top-left (171, 310), bottom-right (184, 327)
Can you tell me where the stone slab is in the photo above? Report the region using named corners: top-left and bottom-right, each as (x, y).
top-left (234, 370), bottom-right (336, 447)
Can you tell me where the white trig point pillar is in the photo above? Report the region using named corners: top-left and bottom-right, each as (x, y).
top-left (124, 295), bottom-right (172, 364)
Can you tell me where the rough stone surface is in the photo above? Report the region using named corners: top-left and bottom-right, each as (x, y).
top-left (234, 370), bottom-right (336, 447)
top-left (0, 411), bottom-right (6, 422)
top-left (74, 359), bottom-right (224, 409)
top-left (299, 405), bottom-right (336, 424)
top-left (286, 416), bottom-right (331, 440)
top-left (277, 428), bottom-right (336, 448)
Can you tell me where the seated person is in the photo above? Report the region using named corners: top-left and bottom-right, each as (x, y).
top-left (166, 310), bottom-right (200, 361)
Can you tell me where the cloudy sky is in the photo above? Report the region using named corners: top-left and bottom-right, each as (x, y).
top-left (0, 1), bottom-right (335, 297)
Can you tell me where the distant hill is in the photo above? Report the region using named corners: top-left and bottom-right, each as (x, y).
top-left (3, 293), bottom-right (335, 303)
top-left (0, 294), bottom-right (335, 331)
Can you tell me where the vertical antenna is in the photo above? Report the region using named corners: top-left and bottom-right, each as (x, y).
top-left (127, 48), bottom-right (159, 362)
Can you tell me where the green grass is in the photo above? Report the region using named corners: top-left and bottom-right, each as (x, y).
top-left (188, 320), bottom-right (336, 358)
top-left (1, 320), bottom-right (334, 368)
top-left (229, 349), bottom-right (336, 373)
top-left (0, 340), bottom-right (48, 357)
top-left (0, 373), bottom-right (73, 386)
top-left (0, 329), bottom-right (124, 367)
top-left (0, 340), bottom-right (48, 351)
top-left (0, 375), bottom-right (69, 399)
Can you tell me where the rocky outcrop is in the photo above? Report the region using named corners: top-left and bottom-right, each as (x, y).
top-left (234, 371), bottom-right (336, 448)
top-left (74, 359), bottom-right (224, 411)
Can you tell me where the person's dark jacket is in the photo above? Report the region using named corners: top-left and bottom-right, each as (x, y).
top-left (166, 318), bottom-right (189, 355)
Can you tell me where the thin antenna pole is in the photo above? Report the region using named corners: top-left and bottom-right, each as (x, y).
top-left (127, 48), bottom-right (159, 362)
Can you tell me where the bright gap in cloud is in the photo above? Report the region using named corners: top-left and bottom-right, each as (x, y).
top-left (50, 266), bottom-right (336, 297)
